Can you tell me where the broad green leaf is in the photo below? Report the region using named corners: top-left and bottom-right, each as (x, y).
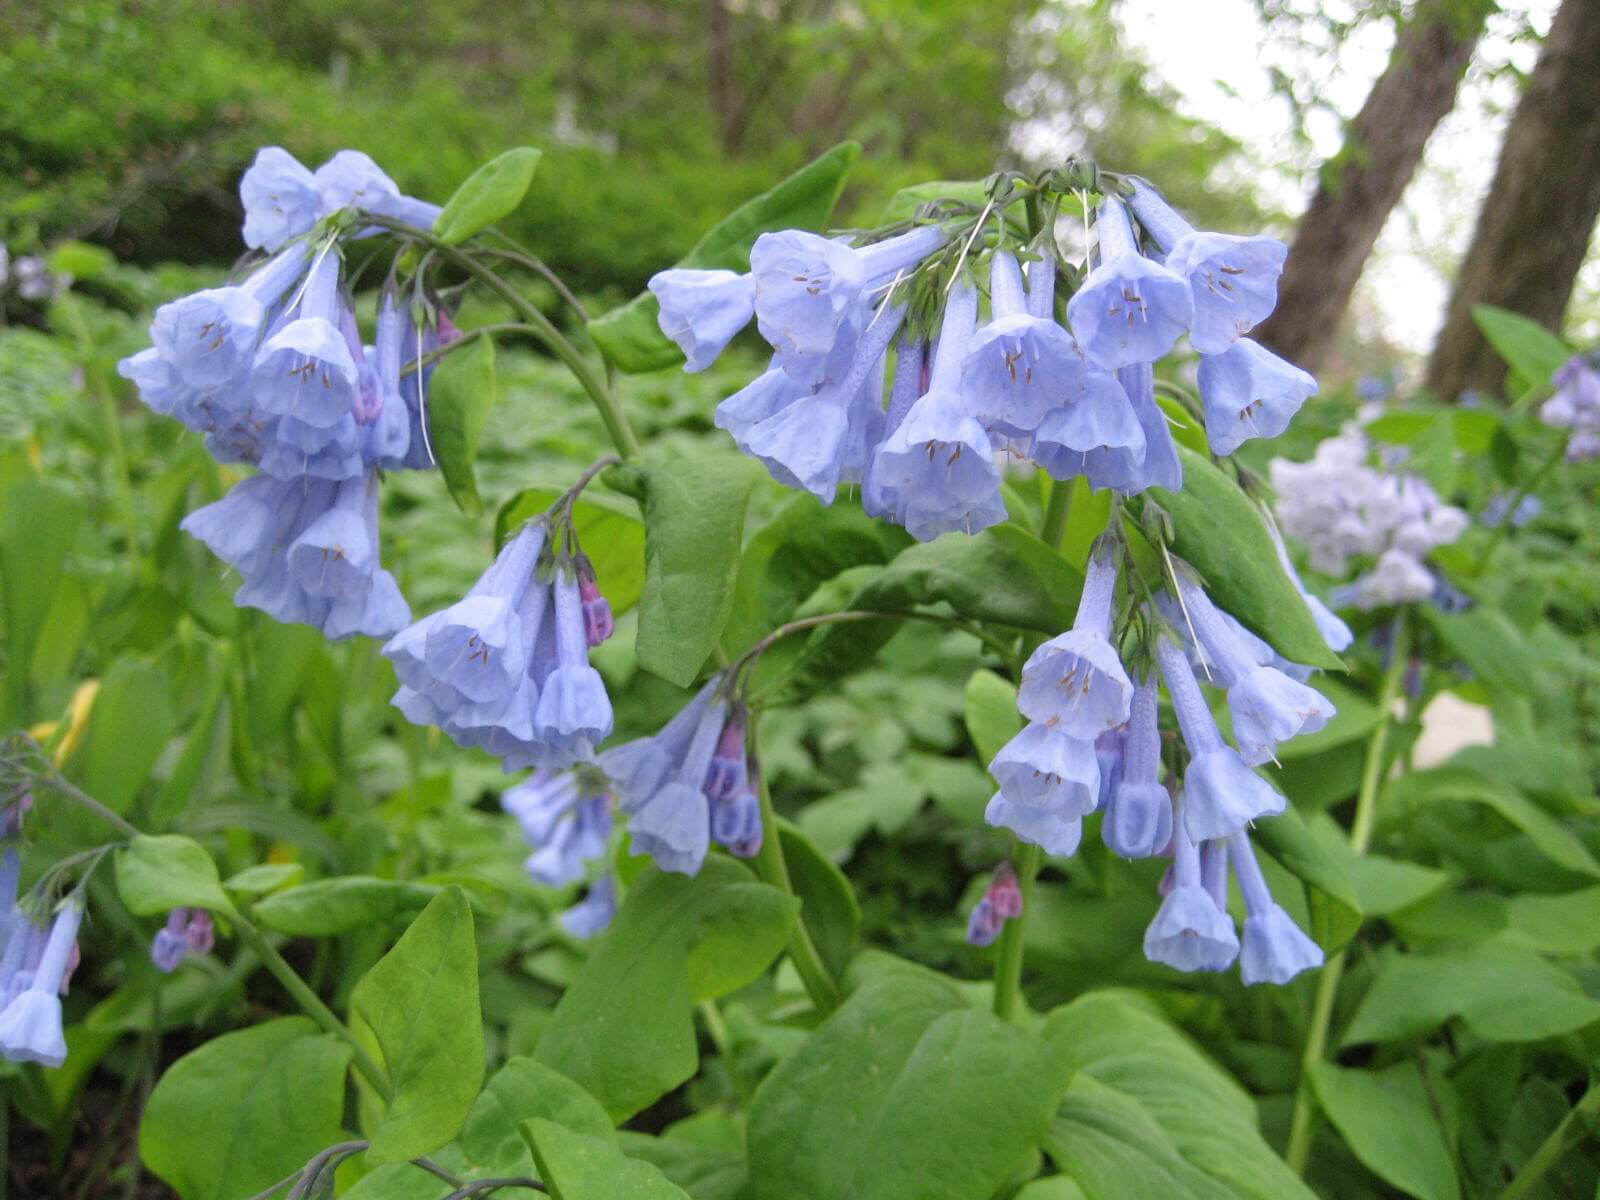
top-left (524, 1118), bottom-right (692, 1200)
top-left (1387, 766), bottom-right (1600, 878)
top-left (71, 656), bottom-right (176, 814)
top-left (1422, 607), bottom-right (1536, 699)
top-left (588, 141), bottom-right (861, 372)
top-left (1504, 886), bottom-right (1600, 955)
top-left (251, 876), bottom-right (448, 936)
top-left (222, 862), bottom-right (305, 899)
top-left (496, 485), bottom-right (646, 616)
top-left (47, 239), bottom-right (116, 279)
top-left (0, 475), bottom-right (82, 720)
top-left (433, 147), bottom-right (542, 245)
top-left (1342, 942), bottom-right (1600, 1046)
top-left (114, 835), bottom-right (237, 921)
top-left (460, 1057), bottom-right (615, 1178)
top-left (1250, 805), bottom-right (1362, 952)
top-left (779, 820), bottom-right (861, 978)
top-left (786, 524), bottom-right (1083, 696)
top-left (1040, 990), bottom-right (1316, 1200)
top-left (1307, 1062), bottom-right (1460, 1200)
top-left (352, 887), bottom-right (485, 1163)
top-left (1471, 304), bottom-right (1570, 394)
top-left (1017, 1179), bottom-right (1090, 1200)
top-left (535, 859), bottom-right (796, 1122)
top-left (747, 970), bottom-right (1072, 1200)
top-left (721, 492), bottom-right (910, 655)
top-left (140, 1017), bottom-right (350, 1200)
top-left (618, 1122), bottom-right (747, 1200)
top-left (877, 179), bottom-right (989, 224)
top-left (1154, 447), bottom-right (1342, 670)
top-left (626, 450), bottom-right (760, 687)
top-left (966, 668), bottom-right (1022, 768)
top-left (429, 333), bottom-right (497, 517)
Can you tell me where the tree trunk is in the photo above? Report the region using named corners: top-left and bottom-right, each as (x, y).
top-left (1425, 0), bottom-right (1600, 402)
top-left (706, 0), bottom-right (742, 154)
top-left (1255, 0), bottom-right (1492, 374)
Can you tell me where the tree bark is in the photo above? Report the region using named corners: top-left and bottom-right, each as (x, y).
top-left (1425, 0), bottom-right (1600, 401)
top-left (1255, 0), bottom-right (1492, 374)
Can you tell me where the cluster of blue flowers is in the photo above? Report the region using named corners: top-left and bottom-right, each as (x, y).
top-left (650, 179), bottom-right (1314, 538)
top-left (0, 801), bottom-right (85, 1069)
top-left (1543, 350), bottom-right (1600, 462)
top-left (980, 545), bottom-right (1341, 984)
top-left (119, 147), bottom-right (451, 643)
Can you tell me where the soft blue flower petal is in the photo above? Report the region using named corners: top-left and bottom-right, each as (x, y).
top-left (240, 147), bottom-right (320, 252)
top-left (989, 722), bottom-right (1100, 818)
top-left (650, 269), bottom-right (756, 372)
top-left (1198, 339), bottom-right (1316, 456)
top-left (984, 791), bottom-right (1083, 857)
top-left (1143, 885), bottom-right (1238, 972)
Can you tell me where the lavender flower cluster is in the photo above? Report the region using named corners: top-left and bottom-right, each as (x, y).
top-left (975, 546), bottom-right (1345, 985)
top-left (1270, 426), bottom-right (1469, 610)
top-left (649, 181), bottom-right (1315, 539)
top-left (119, 147), bottom-right (453, 643)
top-left (1542, 351), bottom-right (1600, 462)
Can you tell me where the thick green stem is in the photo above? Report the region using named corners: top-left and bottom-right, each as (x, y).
top-left (751, 770), bottom-right (841, 1013)
top-left (1499, 1081), bottom-right (1600, 1200)
top-left (233, 917), bottom-right (394, 1103)
top-left (362, 214), bottom-right (641, 459)
top-left (991, 840), bottom-right (1043, 1022)
top-left (1285, 609), bottom-right (1412, 1173)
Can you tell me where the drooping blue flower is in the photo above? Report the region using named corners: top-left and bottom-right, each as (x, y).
top-left (709, 729), bottom-right (762, 858)
top-left (649, 269), bottom-right (757, 371)
top-left (1127, 179), bottom-right (1287, 355)
top-left (961, 251), bottom-right (1084, 438)
top-left (504, 769), bottom-right (614, 887)
top-left (559, 874), bottom-right (617, 939)
top-left (0, 898), bottom-right (82, 1069)
top-left (617, 691), bottom-right (728, 876)
top-left (1200, 837), bottom-right (1229, 910)
top-left (149, 245), bottom-right (309, 392)
top-left (577, 564), bottom-right (615, 647)
top-left (965, 863), bottom-right (1023, 947)
top-left (1197, 339), bottom-right (1317, 456)
top-left (313, 149), bottom-right (441, 231)
top-left (1067, 197), bottom-right (1194, 370)
top-left (984, 790), bottom-right (1083, 857)
top-left (966, 896), bottom-right (1003, 947)
top-left (987, 722), bottom-right (1100, 820)
top-left (722, 303), bottom-right (905, 503)
top-left (750, 226), bottom-right (945, 385)
top-left (240, 147), bottom-right (322, 253)
top-left (1155, 634), bottom-right (1285, 843)
top-left (1017, 546), bottom-right (1133, 739)
top-left (862, 338), bottom-right (929, 522)
top-left (1101, 676), bottom-right (1174, 859)
top-left (531, 569), bottom-right (616, 764)
top-left (367, 288), bottom-right (417, 470)
top-left (1029, 364), bottom-right (1145, 481)
top-left (1143, 817), bottom-right (1238, 973)
top-left (150, 909), bottom-right (214, 974)
top-left (1176, 572), bottom-right (1334, 766)
top-left (868, 283), bottom-right (1007, 540)
top-left (1074, 362), bottom-right (1182, 494)
top-left (1230, 832), bottom-right (1323, 984)
top-left (250, 249), bottom-right (360, 430)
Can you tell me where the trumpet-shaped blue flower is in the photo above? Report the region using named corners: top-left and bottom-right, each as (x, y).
top-left (724, 304), bottom-right (905, 503)
top-left (711, 777), bottom-right (762, 858)
top-left (1067, 198), bottom-right (1193, 369)
top-left (962, 251), bottom-right (1083, 437)
top-left (984, 791), bottom-right (1083, 857)
top-left (532, 570), bottom-right (615, 764)
top-left (251, 250), bottom-right (360, 429)
top-left (1018, 546), bottom-right (1132, 738)
top-left (150, 909), bottom-right (215, 974)
top-left (560, 874), bottom-right (617, 939)
top-left (0, 898), bottom-right (81, 1068)
top-left (868, 283), bottom-right (1006, 540)
top-left (1072, 363), bottom-right (1181, 494)
top-left (1177, 573), bottom-right (1334, 765)
top-left (240, 147), bottom-right (322, 252)
top-left (1231, 832), bottom-right (1323, 984)
top-left (966, 863), bottom-right (1023, 947)
top-left (1128, 179), bottom-right (1287, 355)
top-left (1142, 818), bottom-right (1238, 973)
top-left (150, 245), bottom-right (309, 392)
top-left (620, 693), bottom-right (727, 875)
top-left (1102, 676), bottom-right (1174, 859)
top-left (1156, 634), bottom-right (1285, 842)
top-left (504, 770), bottom-right (614, 887)
top-left (649, 269), bottom-right (757, 371)
top-left (1197, 339), bottom-right (1316, 456)
top-left (988, 722), bottom-right (1100, 819)
top-left (313, 149), bottom-right (441, 231)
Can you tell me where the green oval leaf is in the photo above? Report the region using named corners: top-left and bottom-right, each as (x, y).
top-left (588, 142), bottom-right (861, 373)
top-left (1152, 447), bottom-right (1343, 671)
top-left (524, 1119), bottom-right (692, 1200)
top-left (115, 834), bottom-right (237, 921)
top-left (353, 887), bottom-right (485, 1164)
top-left (433, 147), bottom-right (543, 246)
top-left (1307, 1063), bottom-right (1460, 1200)
top-left (250, 876), bottom-right (444, 936)
top-left (429, 333), bottom-right (497, 517)
top-left (1471, 304), bottom-right (1571, 395)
